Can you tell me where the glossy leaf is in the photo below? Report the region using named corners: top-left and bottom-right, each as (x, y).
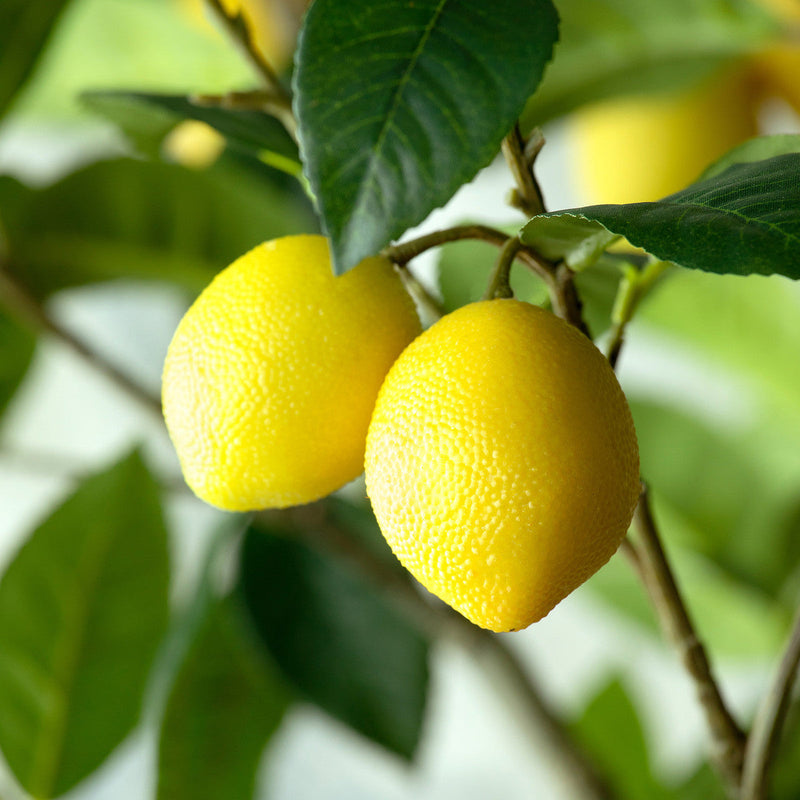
top-left (0, 307), bottom-right (36, 421)
top-left (0, 0), bottom-right (73, 119)
top-left (0, 450), bottom-right (170, 798)
top-left (157, 598), bottom-right (291, 800)
top-left (521, 0), bottom-right (777, 126)
top-left (522, 154), bottom-right (800, 280)
top-left (82, 91), bottom-right (298, 164)
top-left (294, 0), bottom-right (559, 273)
top-left (0, 157), bottom-right (315, 299)
top-left (239, 523), bottom-right (430, 760)
top-left (572, 678), bottom-right (670, 800)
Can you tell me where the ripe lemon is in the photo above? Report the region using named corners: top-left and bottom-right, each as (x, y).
top-left (365, 300), bottom-right (640, 632)
top-left (571, 68), bottom-right (759, 204)
top-left (162, 235), bottom-right (421, 511)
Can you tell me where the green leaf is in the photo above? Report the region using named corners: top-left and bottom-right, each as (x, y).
top-left (522, 0), bottom-right (777, 126)
top-left (518, 212), bottom-right (618, 270)
top-left (157, 598), bottom-right (291, 800)
top-left (0, 307), bottom-right (36, 421)
top-left (0, 450), bottom-right (170, 798)
top-left (571, 678), bottom-right (671, 800)
top-left (0, 157), bottom-right (315, 299)
top-left (522, 154), bottom-right (800, 280)
top-left (239, 523), bottom-right (430, 760)
top-left (294, 0), bottom-right (559, 273)
top-left (674, 763), bottom-right (726, 800)
top-left (0, 0), bottom-right (74, 120)
top-left (82, 91), bottom-right (298, 165)
top-left (698, 133), bottom-right (800, 181)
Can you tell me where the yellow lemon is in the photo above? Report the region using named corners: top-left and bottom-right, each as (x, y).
top-left (365, 300), bottom-right (640, 632)
top-left (162, 235), bottom-right (421, 511)
top-left (571, 68), bottom-right (760, 204)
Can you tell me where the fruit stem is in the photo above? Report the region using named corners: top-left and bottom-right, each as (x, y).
top-left (483, 235), bottom-right (522, 300)
top-left (740, 600), bottom-right (800, 800)
top-left (630, 485), bottom-right (746, 795)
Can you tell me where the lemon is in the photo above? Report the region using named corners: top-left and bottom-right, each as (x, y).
top-left (571, 68), bottom-right (759, 204)
top-left (162, 235), bottom-right (421, 511)
top-left (365, 300), bottom-right (640, 632)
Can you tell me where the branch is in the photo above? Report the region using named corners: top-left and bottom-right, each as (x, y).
top-left (502, 123), bottom-right (545, 218)
top-left (740, 603), bottom-right (800, 800)
top-left (0, 266), bottom-right (163, 418)
top-left (632, 485), bottom-right (746, 793)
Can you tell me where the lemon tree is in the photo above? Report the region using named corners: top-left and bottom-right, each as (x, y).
top-left (2, 1), bottom-right (800, 800)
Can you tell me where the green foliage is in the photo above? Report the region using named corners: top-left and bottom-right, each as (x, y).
top-left (0, 450), bottom-right (170, 798)
top-left (157, 598), bottom-right (291, 800)
top-left (82, 91), bottom-right (298, 166)
top-left (294, 0), bottom-right (559, 273)
top-left (0, 307), bottom-right (36, 421)
top-left (0, 0), bottom-right (74, 120)
top-left (239, 522), bottom-right (431, 760)
top-left (572, 678), bottom-right (671, 800)
top-left (521, 0), bottom-right (778, 127)
top-left (522, 153), bottom-right (800, 280)
top-left (0, 157), bottom-right (315, 298)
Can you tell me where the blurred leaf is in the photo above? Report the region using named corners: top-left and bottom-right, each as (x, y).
top-left (518, 213), bottom-right (618, 270)
top-left (0, 157), bottom-right (315, 299)
top-left (82, 91), bottom-right (298, 164)
top-left (522, 154), bottom-right (800, 280)
top-left (11, 0), bottom-right (253, 121)
top-left (239, 523), bottom-right (430, 760)
top-left (157, 598), bottom-right (291, 800)
top-left (572, 678), bottom-right (671, 800)
top-left (674, 763), bottom-right (726, 800)
top-left (698, 133), bottom-right (800, 181)
top-left (0, 0), bottom-right (74, 120)
top-left (294, 0), bottom-right (559, 273)
top-left (0, 450), bottom-right (170, 798)
top-left (771, 703), bottom-right (800, 800)
top-left (522, 0), bottom-right (777, 126)
top-left (0, 307), bottom-right (36, 421)
top-left (638, 266), bottom-right (800, 437)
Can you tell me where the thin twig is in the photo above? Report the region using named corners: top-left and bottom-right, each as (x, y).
top-left (741, 603), bottom-right (800, 800)
top-left (262, 503), bottom-right (616, 800)
top-left (483, 236), bottom-right (521, 300)
top-left (0, 267), bottom-right (163, 417)
top-left (203, 0), bottom-right (297, 140)
top-left (502, 123), bottom-right (545, 218)
top-left (632, 485), bottom-right (746, 793)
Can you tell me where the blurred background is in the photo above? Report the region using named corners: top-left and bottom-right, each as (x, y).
top-left (2, 0), bottom-right (800, 798)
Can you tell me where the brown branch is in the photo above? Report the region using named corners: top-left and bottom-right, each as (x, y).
top-left (502, 123), bottom-right (545, 218)
top-left (632, 485), bottom-right (746, 794)
top-left (0, 267), bottom-right (163, 418)
top-left (741, 603), bottom-right (800, 800)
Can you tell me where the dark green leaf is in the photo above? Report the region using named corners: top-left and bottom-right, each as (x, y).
top-left (522, 0), bottom-right (777, 126)
top-left (239, 524), bottom-right (430, 759)
top-left (157, 598), bottom-right (291, 800)
top-left (0, 0), bottom-right (74, 120)
top-left (0, 307), bottom-right (36, 421)
top-left (522, 154), bottom-right (800, 280)
top-left (571, 678), bottom-right (670, 800)
top-left (82, 91), bottom-right (298, 165)
top-left (0, 157), bottom-right (315, 299)
top-left (771, 703), bottom-right (800, 800)
top-left (0, 450), bottom-right (170, 798)
top-left (294, 0), bottom-right (559, 273)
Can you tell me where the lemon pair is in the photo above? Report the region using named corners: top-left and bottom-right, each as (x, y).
top-left (162, 235), bottom-right (639, 631)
